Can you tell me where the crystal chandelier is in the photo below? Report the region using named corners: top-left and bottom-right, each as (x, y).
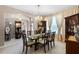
top-left (36, 5), bottom-right (43, 20)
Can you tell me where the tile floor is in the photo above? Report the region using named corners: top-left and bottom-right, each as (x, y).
top-left (0, 38), bottom-right (66, 54)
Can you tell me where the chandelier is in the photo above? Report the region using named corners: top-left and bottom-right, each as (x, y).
top-left (36, 5), bottom-right (43, 20)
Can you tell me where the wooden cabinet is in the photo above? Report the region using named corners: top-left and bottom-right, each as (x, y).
top-left (65, 14), bottom-right (79, 54)
top-left (66, 40), bottom-right (79, 54)
top-left (65, 14), bottom-right (79, 39)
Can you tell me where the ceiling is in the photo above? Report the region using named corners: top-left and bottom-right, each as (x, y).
top-left (7, 5), bottom-right (74, 16)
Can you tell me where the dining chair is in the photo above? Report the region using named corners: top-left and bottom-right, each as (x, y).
top-left (22, 32), bottom-right (35, 54)
top-left (38, 34), bottom-right (49, 53)
top-left (46, 32), bottom-right (51, 50)
top-left (49, 32), bottom-right (56, 48)
top-left (25, 37), bottom-right (35, 54)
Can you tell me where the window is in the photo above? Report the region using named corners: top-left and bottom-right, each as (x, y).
top-left (51, 16), bottom-right (58, 34)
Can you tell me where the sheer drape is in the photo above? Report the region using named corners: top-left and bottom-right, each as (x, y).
top-left (55, 13), bottom-right (64, 41)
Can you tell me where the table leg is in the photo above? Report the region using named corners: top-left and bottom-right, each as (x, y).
top-left (34, 39), bottom-right (38, 50)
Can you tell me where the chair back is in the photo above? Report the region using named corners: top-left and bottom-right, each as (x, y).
top-left (42, 33), bottom-right (49, 43)
top-left (42, 33), bottom-right (47, 38)
top-left (46, 32), bottom-right (51, 39)
top-left (22, 30), bottom-right (27, 45)
top-left (42, 34), bottom-right (47, 43)
top-left (27, 31), bottom-right (31, 36)
top-left (51, 32), bottom-right (55, 40)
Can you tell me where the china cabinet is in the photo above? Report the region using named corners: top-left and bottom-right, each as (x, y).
top-left (65, 14), bottom-right (79, 39)
top-left (65, 14), bottom-right (79, 54)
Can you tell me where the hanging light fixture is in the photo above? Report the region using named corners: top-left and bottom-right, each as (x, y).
top-left (37, 5), bottom-right (40, 20)
top-left (36, 5), bottom-right (43, 20)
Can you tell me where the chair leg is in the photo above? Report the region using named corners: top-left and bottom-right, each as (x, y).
top-left (44, 45), bottom-right (46, 53)
top-left (26, 46), bottom-right (28, 54)
top-left (53, 41), bottom-right (55, 46)
top-left (22, 45), bottom-right (25, 52)
top-left (48, 42), bottom-right (49, 50)
top-left (50, 42), bottom-right (53, 48)
top-left (34, 39), bottom-right (38, 50)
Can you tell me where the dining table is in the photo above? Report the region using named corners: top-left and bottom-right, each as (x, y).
top-left (28, 33), bottom-right (45, 50)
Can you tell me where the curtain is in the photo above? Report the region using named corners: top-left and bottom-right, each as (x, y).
top-left (55, 13), bottom-right (64, 41)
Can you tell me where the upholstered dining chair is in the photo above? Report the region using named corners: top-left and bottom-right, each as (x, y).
top-left (25, 37), bottom-right (35, 54)
top-left (22, 31), bottom-right (35, 54)
top-left (49, 32), bottom-right (56, 48)
top-left (38, 34), bottom-right (49, 53)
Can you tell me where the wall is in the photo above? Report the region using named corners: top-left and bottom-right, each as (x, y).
top-left (0, 5), bottom-right (32, 46)
top-left (0, 6), bottom-right (5, 46)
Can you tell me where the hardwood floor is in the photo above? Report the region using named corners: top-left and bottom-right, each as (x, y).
top-left (0, 38), bottom-right (65, 54)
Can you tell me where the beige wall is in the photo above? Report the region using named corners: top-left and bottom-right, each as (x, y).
top-left (0, 6), bottom-right (5, 46)
top-left (0, 5), bottom-right (32, 46)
